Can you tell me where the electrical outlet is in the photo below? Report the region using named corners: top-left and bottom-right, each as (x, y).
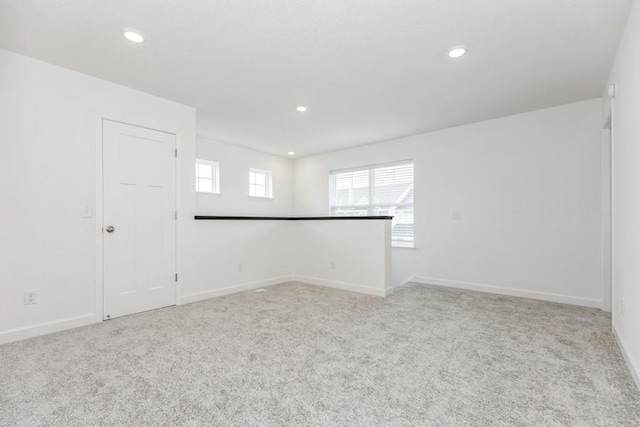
top-left (24, 290), bottom-right (37, 305)
top-left (330, 261), bottom-right (336, 269)
top-left (238, 263), bottom-right (243, 273)
top-left (451, 211), bottom-right (462, 220)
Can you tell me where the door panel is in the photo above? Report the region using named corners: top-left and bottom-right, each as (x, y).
top-left (103, 120), bottom-right (176, 319)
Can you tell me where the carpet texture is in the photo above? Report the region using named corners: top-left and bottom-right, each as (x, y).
top-left (1, 282), bottom-right (639, 426)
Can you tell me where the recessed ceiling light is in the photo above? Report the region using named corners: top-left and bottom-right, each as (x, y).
top-left (288, 151), bottom-right (295, 156)
top-left (123, 30), bottom-right (145, 43)
top-left (296, 106), bottom-right (308, 112)
top-left (448, 46), bottom-right (466, 58)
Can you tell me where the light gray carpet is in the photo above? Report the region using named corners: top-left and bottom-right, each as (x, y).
top-left (1, 282), bottom-right (639, 426)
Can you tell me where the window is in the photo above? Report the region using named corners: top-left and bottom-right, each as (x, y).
top-left (249, 168), bottom-right (273, 198)
top-left (195, 159), bottom-right (220, 194)
top-left (329, 161), bottom-right (414, 248)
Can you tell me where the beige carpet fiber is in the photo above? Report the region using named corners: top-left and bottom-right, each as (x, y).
top-left (1, 282), bottom-right (639, 426)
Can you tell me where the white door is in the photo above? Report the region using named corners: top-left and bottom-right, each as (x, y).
top-left (103, 120), bottom-right (177, 319)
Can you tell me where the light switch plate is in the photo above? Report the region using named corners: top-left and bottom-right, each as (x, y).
top-left (82, 206), bottom-right (93, 218)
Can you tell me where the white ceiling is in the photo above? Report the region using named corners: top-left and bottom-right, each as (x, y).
top-left (0, 0), bottom-right (632, 157)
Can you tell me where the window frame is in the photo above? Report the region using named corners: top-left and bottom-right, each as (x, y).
top-left (329, 160), bottom-right (414, 248)
top-left (248, 168), bottom-right (273, 199)
top-left (195, 159), bottom-right (220, 194)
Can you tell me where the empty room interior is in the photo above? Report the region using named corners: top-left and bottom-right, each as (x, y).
top-left (2, 0), bottom-right (640, 425)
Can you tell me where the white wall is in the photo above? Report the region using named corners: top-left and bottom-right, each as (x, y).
top-left (181, 220), bottom-right (295, 303)
top-left (181, 218), bottom-right (392, 301)
top-left (0, 49), bottom-right (196, 343)
top-left (607, 0), bottom-right (640, 389)
top-left (294, 99), bottom-right (604, 307)
top-left (0, 48), bottom-right (391, 344)
top-left (179, 138), bottom-right (295, 303)
top-left (0, 46), bottom-right (608, 348)
top-left (196, 137), bottom-right (293, 216)
top-left (188, 136), bottom-right (392, 301)
top-left (186, 134), bottom-right (391, 301)
top-left (293, 220), bottom-right (391, 296)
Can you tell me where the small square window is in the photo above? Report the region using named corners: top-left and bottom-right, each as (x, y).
top-left (249, 168), bottom-right (272, 198)
top-left (196, 159), bottom-right (220, 194)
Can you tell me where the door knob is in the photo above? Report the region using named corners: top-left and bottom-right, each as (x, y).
top-left (106, 226), bottom-right (115, 233)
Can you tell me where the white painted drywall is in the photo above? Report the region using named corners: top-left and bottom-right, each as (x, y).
top-left (294, 99), bottom-right (604, 307)
top-left (0, 46), bottom-right (607, 346)
top-left (196, 137), bottom-right (293, 216)
top-left (0, 48), bottom-right (390, 344)
top-left (607, 0), bottom-right (640, 389)
top-left (181, 138), bottom-right (296, 303)
top-left (181, 218), bottom-right (392, 302)
top-left (293, 220), bottom-right (391, 296)
top-left (188, 137), bottom-right (391, 301)
top-left (0, 48), bottom-right (196, 343)
top-left (181, 220), bottom-right (295, 303)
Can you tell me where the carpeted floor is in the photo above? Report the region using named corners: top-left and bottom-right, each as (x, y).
top-left (1, 282), bottom-right (639, 426)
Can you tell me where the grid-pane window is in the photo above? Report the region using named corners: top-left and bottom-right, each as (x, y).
top-left (329, 162), bottom-right (414, 247)
top-left (195, 159), bottom-right (220, 194)
top-left (249, 168), bottom-right (272, 198)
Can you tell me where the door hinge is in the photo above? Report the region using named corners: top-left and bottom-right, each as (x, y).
top-left (175, 273), bottom-right (178, 282)
top-left (174, 211), bottom-right (178, 220)
top-left (175, 148), bottom-right (178, 158)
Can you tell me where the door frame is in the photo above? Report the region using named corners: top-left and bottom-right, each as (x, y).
top-left (95, 115), bottom-right (182, 322)
top-left (602, 118), bottom-right (612, 313)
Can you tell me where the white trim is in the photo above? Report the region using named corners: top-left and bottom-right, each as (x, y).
top-left (195, 158), bottom-right (220, 194)
top-left (293, 275), bottom-right (387, 297)
top-left (330, 159), bottom-right (414, 175)
top-left (95, 114), bottom-right (105, 322)
top-left (414, 276), bottom-right (602, 308)
top-left (385, 276), bottom-right (416, 295)
top-left (0, 314), bottom-right (97, 345)
top-left (392, 245), bottom-right (416, 250)
top-left (249, 168), bottom-right (273, 198)
top-left (174, 131), bottom-right (183, 306)
top-left (180, 276), bottom-right (293, 304)
top-left (601, 124), bottom-right (613, 312)
top-left (613, 323), bottom-right (640, 392)
top-left (247, 195), bottom-right (274, 200)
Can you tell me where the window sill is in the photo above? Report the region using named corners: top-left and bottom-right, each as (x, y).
top-left (248, 195), bottom-right (274, 200)
top-left (392, 245), bottom-right (416, 250)
top-left (197, 191), bottom-right (221, 195)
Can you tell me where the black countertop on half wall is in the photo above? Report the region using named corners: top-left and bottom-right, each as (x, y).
top-left (194, 216), bottom-right (393, 220)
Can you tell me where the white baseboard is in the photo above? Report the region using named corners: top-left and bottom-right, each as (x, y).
top-left (385, 276), bottom-right (416, 295)
top-left (293, 275), bottom-right (386, 297)
top-left (613, 323), bottom-right (640, 392)
top-left (0, 313), bottom-right (97, 345)
top-left (414, 276), bottom-right (602, 309)
top-left (180, 275), bottom-right (293, 304)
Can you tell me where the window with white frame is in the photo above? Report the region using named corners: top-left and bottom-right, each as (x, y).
top-left (249, 168), bottom-right (273, 198)
top-left (329, 161), bottom-right (414, 248)
top-left (195, 159), bottom-right (220, 194)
